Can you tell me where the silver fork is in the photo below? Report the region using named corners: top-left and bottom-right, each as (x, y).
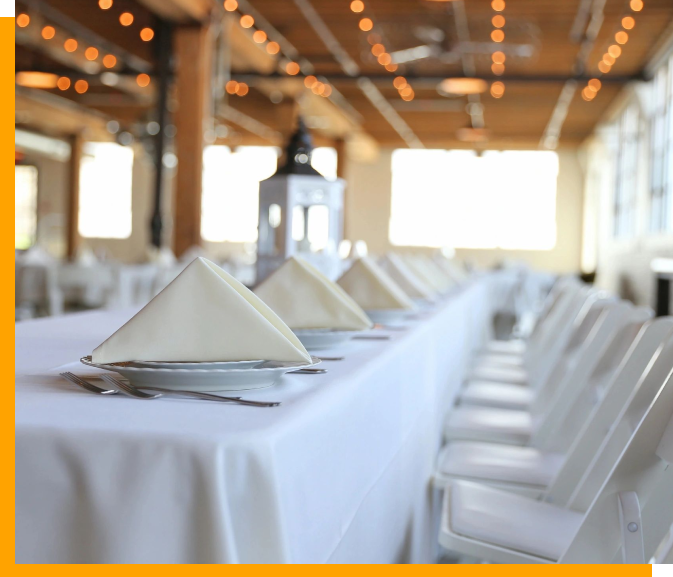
top-left (61, 371), bottom-right (118, 395)
top-left (100, 374), bottom-right (281, 407)
top-left (62, 371), bottom-right (245, 402)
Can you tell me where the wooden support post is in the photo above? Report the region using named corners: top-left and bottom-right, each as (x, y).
top-left (173, 24), bottom-right (212, 257)
top-left (66, 133), bottom-right (82, 260)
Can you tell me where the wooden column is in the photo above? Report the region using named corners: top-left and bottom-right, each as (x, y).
top-left (173, 24), bottom-right (212, 257)
top-left (66, 133), bottom-right (83, 260)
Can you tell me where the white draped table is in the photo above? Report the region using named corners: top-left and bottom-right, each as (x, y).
top-left (15, 273), bottom-right (512, 564)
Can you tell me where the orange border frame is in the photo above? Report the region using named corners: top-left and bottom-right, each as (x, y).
top-left (2, 8), bottom-right (659, 571)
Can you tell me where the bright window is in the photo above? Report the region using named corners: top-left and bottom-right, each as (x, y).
top-left (649, 53), bottom-right (673, 232)
top-left (78, 143), bottom-right (133, 238)
top-left (201, 146), bottom-right (278, 243)
top-left (389, 149), bottom-right (558, 249)
top-left (201, 146), bottom-right (337, 243)
top-left (15, 165), bottom-right (38, 249)
top-left (614, 104), bottom-right (640, 238)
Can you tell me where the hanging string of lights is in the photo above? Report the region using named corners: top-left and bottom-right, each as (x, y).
top-left (15, 1), bottom-right (155, 94)
top-left (224, 0), bottom-right (332, 99)
top-left (582, 0), bottom-right (644, 102)
top-left (490, 0), bottom-right (505, 99)
top-left (349, 1), bottom-right (413, 101)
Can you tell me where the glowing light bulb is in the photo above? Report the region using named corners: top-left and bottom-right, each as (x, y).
top-left (491, 29), bottom-right (505, 42)
top-left (41, 26), bottom-right (55, 40)
top-left (266, 42), bottom-right (280, 54)
top-left (140, 28), bottom-right (154, 41)
top-left (74, 79), bottom-right (89, 94)
top-left (286, 61), bottom-right (300, 75)
top-left (57, 77), bottom-right (71, 90)
top-left (103, 54), bottom-right (117, 68)
top-left (64, 39), bottom-right (78, 52)
top-left (350, 1), bottom-right (364, 13)
top-left (16, 14), bottom-right (30, 27)
top-left (224, 0), bottom-right (238, 11)
top-left (359, 18), bottom-right (373, 31)
top-left (85, 47), bottom-right (99, 60)
top-left (240, 15), bottom-right (254, 28)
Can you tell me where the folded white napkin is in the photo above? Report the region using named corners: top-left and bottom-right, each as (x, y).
top-left (92, 257), bottom-right (311, 364)
top-left (337, 256), bottom-right (415, 311)
top-left (379, 253), bottom-right (436, 301)
top-left (434, 254), bottom-right (468, 283)
top-left (402, 255), bottom-right (454, 293)
top-left (255, 256), bottom-right (373, 330)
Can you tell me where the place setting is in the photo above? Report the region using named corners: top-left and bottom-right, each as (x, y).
top-left (64, 257), bottom-right (328, 405)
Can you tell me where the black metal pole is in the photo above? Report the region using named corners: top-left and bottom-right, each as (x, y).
top-left (150, 19), bottom-right (172, 248)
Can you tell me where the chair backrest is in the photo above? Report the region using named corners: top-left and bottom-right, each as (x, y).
top-left (533, 304), bottom-right (652, 447)
top-left (566, 335), bottom-right (673, 513)
top-left (525, 282), bottom-right (584, 362)
top-left (528, 298), bottom-right (612, 406)
top-left (559, 368), bottom-right (673, 563)
top-left (545, 317), bottom-right (673, 506)
top-left (526, 287), bottom-right (602, 389)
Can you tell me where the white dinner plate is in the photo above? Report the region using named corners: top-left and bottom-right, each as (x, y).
top-left (365, 309), bottom-right (413, 324)
top-left (293, 329), bottom-right (361, 350)
top-left (80, 355), bottom-right (321, 392)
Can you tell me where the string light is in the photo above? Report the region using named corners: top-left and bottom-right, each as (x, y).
top-left (224, 0), bottom-right (238, 10)
top-left (367, 33), bottom-right (381, 45)
top-left (393, 76), bottom-right (407, 89)
top-left (119, 12), bottom-right (134, 26)
top-left (266, 41), bottom-right (280, 54)
top-left (322, 85), bottom-right (332, 97)
top-left (103, 54), bottom-right (117, 68)
top-left (490, 81), bottom-right (505, 98)
top-left (622, 16), bottom-right (635, 29)
top-left (630, 0), bottom-right (643, 11)
top-left (491, 29), bottom-right (504, 42)
top-left (140, 28), bottom-right (154, 41)
top-left (312, 82), bottom-right (325, 95)
top-left (491, 63), bottom-right (505, 75)
top-left (385, 63), bottom-right (398, 72)
top-left (492, 51), bottom-right (506, 64)
top-left (85, 47), bottom-right (99, 60)
top-left (16, 14), bottom-right (30, 27)
top-left (350, 1), bottom-right (364, 12)
top-left (598, 61), bottom-right (611, 73)
top-left (588, 78), bottom-right (602, 92)
top-left (74, 79), bottom-right (89, 94)
top-left (136, 73), bottom-right (151, 87)
top-left (304, 75), bottom-right (317, 88)
top-left (253, 30), bottom-right (267, 43)
top-left (608, 44), bottom-right (622, 58)
top-left (358, 18), bottom-right (373, 31)
top-left (603, 53), bottom-right (616, 65)
top-left (491, 0), bottom-right (505, 12)
top-left (240, 15), bottom-right (254, 28)
top-left (64, 39), bottom-right (78, 52)
top-left (377, 53), bottom-right (392, 65)
top-left (371, 43), bottom-right (385, 57)
top-left (581, 86), bottom-right (596, 101)
top-left (57, 77), bottom-right (71, 90)
top-left (492, 15), bottom-right (505, 28)
top-left (99, 0), bottom-right (113, 9)
top-left (225, 80), bottom-right (238, 94)
top-left (615, 31), bottom-right (629, 44)
top-left (286, 61), bottom-right (300, 75)
top-left (41, 26), bottom-right (55, 40)
top-left (235, 82), bottom-right (249, 96)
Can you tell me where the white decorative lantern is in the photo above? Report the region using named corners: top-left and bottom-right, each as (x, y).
top-left (257, 120), bottom-right (345, 283)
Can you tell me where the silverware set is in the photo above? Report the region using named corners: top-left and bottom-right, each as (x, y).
top-left (60, 372), bottom-right (280, 407)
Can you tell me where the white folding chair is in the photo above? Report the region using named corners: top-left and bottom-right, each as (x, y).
top-left (435, 317), bottom-right (673, 499)
top-left (444, 300), bottom-right (634, 446)
top-left (470, 285), bottom-right (597, 387)
top-left (478, 276), bottom-right (577, 359)
top-left (439, 364), bottom-right (673, 564)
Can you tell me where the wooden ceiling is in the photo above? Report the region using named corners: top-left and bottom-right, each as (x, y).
top-left (14, 0), bottom-right (673, 149)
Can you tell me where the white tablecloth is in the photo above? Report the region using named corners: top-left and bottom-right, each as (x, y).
top-left (15, 274), bottom-right (511, 564)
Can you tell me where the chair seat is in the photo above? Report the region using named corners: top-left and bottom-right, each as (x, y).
top-left (460, 381), bottom-right (534, 409)
top-left (470, 365), bottom-right (528, 385)
top-left (444, 406), bottom-right (533, 444)
top-left (436, 441), bottom-right (563, 487)
top-left (474, 353), bottom-right (526, 369)
top-left (448, 480), bottom-right (582, 561)
top-left (483, 339), bottom-right (526, 356)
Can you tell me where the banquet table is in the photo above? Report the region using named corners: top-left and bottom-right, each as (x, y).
top-left (15, 273), bottom-right (513, 564)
